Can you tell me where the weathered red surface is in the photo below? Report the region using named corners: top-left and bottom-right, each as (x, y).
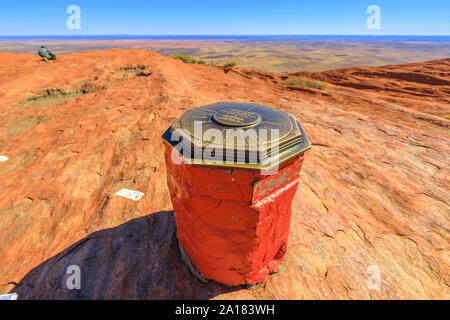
top-left (0, 50), bottom-right (448, 299)
top-left (164, 144), bottom-right (305, 285)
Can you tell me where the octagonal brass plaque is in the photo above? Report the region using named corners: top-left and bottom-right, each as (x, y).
top-left (162, 102), bottom-right (311, 171)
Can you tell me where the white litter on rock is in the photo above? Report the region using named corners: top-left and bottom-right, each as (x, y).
top-left (114, 188), bottom-right (144, 201)
top-left (0, 156), bottom-right (8, 162)
top-left (0, 293), bottom-right (18, 300)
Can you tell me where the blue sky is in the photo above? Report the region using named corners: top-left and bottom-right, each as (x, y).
top-left (1, 0), bottom-right (449, 35)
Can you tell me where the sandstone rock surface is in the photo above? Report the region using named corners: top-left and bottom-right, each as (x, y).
top-left (0, 50), bottom-right (448, 299)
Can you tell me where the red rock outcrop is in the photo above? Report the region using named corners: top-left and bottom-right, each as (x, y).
top-left (289, 59), bottom-right (450, 117)
top-left (0, 50), bottom-right (448, 299)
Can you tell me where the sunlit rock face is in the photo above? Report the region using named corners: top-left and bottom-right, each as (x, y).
top-left (0, 50), bottom-right (448, 299)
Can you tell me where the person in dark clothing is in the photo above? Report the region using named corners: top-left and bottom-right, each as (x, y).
top-left (38, 45), bottom-right (56, 61)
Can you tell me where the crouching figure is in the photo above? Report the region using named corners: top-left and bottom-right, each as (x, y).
top-left (38, 45), bottom-right (56, 61)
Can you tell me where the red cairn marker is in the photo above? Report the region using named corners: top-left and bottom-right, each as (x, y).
top-left (162, 102), bottom-right (311, 286)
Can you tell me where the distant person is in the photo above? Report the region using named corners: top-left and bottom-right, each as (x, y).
top-left (38, 45), bottom-right (56, 61)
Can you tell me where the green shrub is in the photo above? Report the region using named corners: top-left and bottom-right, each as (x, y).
top-left (282, 77), bottom-right (327, 90)
top-left (171, 54), bottom-right (190, 63)
top-left (171, 54), bottom-right (206, 65)
top-left (223, 60), bottom-right (237, 68)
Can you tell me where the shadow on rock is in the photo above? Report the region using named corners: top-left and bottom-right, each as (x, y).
top-left (12, 211), bottom-right (242, 299)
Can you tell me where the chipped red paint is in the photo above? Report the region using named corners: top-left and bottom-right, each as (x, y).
top-left (164, 145), bottom-right (306, 286)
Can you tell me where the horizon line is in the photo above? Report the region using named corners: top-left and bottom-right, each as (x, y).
top-left (1, 34), bottom-right (450, 37)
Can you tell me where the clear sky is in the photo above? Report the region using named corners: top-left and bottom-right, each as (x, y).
top-left (1, 0), bottom-right (449, 36)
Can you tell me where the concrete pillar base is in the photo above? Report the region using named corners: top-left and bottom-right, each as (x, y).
top-left (178, 241), bottom-right (209, 283)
